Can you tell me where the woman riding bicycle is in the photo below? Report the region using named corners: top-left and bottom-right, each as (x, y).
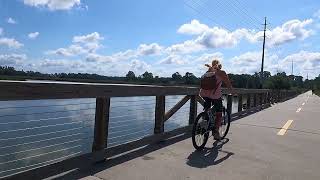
top-left (199, 59), bottom-right (234, 140)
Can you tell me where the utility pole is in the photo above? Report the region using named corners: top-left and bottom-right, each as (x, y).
top-left (260, 17), bottom-right (267, 89)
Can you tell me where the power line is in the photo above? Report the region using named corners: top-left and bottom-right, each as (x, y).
top-left (185, 0), bottom-right (261, 31)
top-left (213, 0), bottom-right (255, 29)
top-left (212, 0), bottom-right (260, 30)
top-left (218, 0), bottom-right (261, 30)
top-left (232, 0), bottom-right (263, 24)
top-left (184, 0), bottom-right (233, 31)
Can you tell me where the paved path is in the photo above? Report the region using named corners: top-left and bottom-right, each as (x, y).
top-left (63, 91), bottom-right (320, 180)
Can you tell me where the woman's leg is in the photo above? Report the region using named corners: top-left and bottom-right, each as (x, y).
top-left (213, 98), bottom-right (223, 140)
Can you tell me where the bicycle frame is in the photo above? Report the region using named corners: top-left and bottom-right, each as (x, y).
top-left (203, 105), bottom-right (216, 134)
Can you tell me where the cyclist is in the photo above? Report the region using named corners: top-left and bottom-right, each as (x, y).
top-left (199, 59), bottom-right (234, 140)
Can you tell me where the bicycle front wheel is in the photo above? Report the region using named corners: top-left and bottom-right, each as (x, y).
top-left (192, 112), bottom-right (209, 150)
top-left (219, 107), bottom-right (231, 139)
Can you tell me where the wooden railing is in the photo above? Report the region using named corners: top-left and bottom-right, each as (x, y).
top-left (0, 81), bottom-right (298, 179)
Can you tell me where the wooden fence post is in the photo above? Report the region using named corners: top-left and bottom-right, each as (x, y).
top-left (227, 94), bottom-right (233, 115)
top-left (154, 96), bottom-right (165, 134)
top-left (276, 91), bottom-right (280, 103)
top-left (253, 93), bottom-right (257, 107)
top-left (92, 97), bottom-right (110, 154)
top-left (246, 94), bottom-right (251, 109)
top-left (189, 95), bottom-right (197, 125)
top-left (238, 94), bottom-right (243, 114)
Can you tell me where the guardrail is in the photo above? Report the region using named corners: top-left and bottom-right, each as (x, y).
top-left (0, 81), bottom-right (298, 179)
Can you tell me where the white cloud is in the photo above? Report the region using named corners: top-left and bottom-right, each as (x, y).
top-left (171, 21), bottom-right (253, 54)
top-left (195, 27), bottom-right (240, 49)
top-left (85, 53), bottom-right (114, 63)
top-left (73, 32), bottom-right (104, 52)
top-left (166, 40), bottom-right (204, 54)
top-left (173, 19), bottom-right (314, 53)
top-left (230, 51), bottom-right (261, 74)
top-left (46, 44), bottom-right (88, 57)
top-left (0, 54), bottom-right (26, 66)
top-left (84, 43), bottom-right (163, 62)
top-left (130, 59), bottom-right (150, 73)
top-left (0, 38), bottom-right (24, 49)
top-left (158, 55), bottom-right (186, 65)
top-left (38, 59), bottom-right (89, 74)
top-left (23, 0), bottom-right (81, 10)
top-left (282, 51), bottom-right (320, 70)
top-left (232, 51), bottom-right (261, 65)
top-left (175, 20), bottom-right (253, 52)
top-left (28, 32), bottom-right (40, 39)
top-left (47, 32), bottom-right (104, 57)
top-left (264, 19), bottom-right (313, 46)
top-left (178, 19), bottom-right (209, 35)
top-left (195, 52), bottom-right (224, 62)
top-left (7, 18), bottom-right (17, 24)
top-left (137, 43), bottom-right (163, 56)
top-left (73, 32), bottom-right (103, 44)
top-left (229, 51), bottom-right (280, 74)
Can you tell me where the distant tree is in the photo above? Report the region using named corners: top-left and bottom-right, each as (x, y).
top-left (126, 71), bottom-right (136, 80)
top-left (263, 71), bottom-right (271, 79)
top-left (183, 72), bottom-right (198, 84)
top-left (263, 72), bottom-right (290, 89)
top-left (141, 71), bottom-right (153, 82)
top-left (172, 72), bottom-right (182, 81)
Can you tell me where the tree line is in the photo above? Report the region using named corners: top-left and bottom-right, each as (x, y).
top-left (0, 65), bottom-right (319, 91)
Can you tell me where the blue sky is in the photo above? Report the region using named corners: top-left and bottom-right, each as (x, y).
top-left (0, 0), bottom-right (320, 79)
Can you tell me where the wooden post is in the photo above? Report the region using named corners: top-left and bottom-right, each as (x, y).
top-left (189, 95), bottom-right (197, 125)
top-left (273, 91), bottom-right (277, 103)
top-left (92, 97), bottom-right (110, 152)
top-left (246, 94), bottom-right (251, 109)
top-left (253, 93), bottom-right (257, 107)
top-left (154, 96), bottom-right (165, 134)
top-left (227, 94), bottom-right (233, 115)
top-left (238, 94), bottom-right (243, 113)
top-left (265, 92), bottom-right (268, 104)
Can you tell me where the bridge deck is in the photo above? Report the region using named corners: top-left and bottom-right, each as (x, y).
top-left (55, 91), bottom-right (320, 180)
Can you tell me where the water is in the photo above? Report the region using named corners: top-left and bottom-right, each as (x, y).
top-left (0, 81), bottom-right (243, 177)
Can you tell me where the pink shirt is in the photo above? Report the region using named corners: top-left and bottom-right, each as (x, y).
top-left (199, 72), bottom-right (222, 99)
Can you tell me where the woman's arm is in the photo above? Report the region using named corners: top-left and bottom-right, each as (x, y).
top-left (216, 70), bottom-right (235, 94)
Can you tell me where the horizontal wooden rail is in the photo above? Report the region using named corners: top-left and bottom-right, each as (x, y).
top-left (0, 81), bottom-right (273, 101)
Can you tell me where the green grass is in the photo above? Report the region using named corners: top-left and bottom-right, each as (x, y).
top-left (314, 89), bottom-right (320, 97)
top-left (0, 75), bottom-right (27, 81)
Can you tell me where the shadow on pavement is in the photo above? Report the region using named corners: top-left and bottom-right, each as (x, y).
top-left (53, 133), bottom-right (191, 180)
top-left (186, 138), bottom-right (234, 168)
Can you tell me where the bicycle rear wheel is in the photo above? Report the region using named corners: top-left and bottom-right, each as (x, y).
top-left (219, 107), bottom-right (231, 139)
top-left (192, 112), bottom-right (209, 150)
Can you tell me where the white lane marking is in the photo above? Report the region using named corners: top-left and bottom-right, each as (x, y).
top-left (296, 108), bottom-right (302, 113)
top-left (302, 103), bottom-right (305, 106)
top-left (277, 120), bottom-right (294, 136)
